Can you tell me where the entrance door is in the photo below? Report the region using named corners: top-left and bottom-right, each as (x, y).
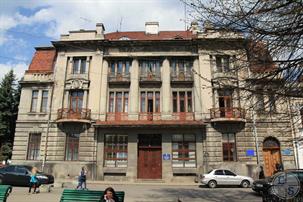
top-left (263, 137), bottom-right (281, 176)
top-left (138, 134), bottom-right (162, 179)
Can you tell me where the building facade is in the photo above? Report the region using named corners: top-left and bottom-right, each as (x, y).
top-left (12, 22), bottom-right (296, 182)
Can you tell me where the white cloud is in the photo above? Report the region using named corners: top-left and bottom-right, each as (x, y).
top-left (0, 62), bottom-right (28, 81)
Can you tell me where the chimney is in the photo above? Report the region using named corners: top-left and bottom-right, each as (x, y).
top-left (145, 22), bottom-right (159, 35)
top-left (96, 23), bottom-right (105, 36)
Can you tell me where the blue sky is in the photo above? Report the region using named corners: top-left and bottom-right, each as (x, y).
top-left (0, 0), bottom-right (188, 80)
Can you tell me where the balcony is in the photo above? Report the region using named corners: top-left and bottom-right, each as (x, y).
top-left (140, 72), bottom-right (161, 86)
top-left (139, 112), bottom-right (161, 121)
top-left (108, 72), bottom-right (130, 85)
top-left (171, 71), bottom-right (193, 84)
top-left (57, 108), bottom-right (91, 123)
top-left (106, 112), bottom-right (128, 121)
top-left (210, 107), bottom-right (246, 122)
top-left (172, 112), bottom-right (195, 121)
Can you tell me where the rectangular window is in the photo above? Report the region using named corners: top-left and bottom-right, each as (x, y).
top-left (30, 90), bottom-right (39, 112)
top-left (172, 91), bottom-right (193, 112)
top-left (109, 60), bottom-right (132, 75)
top-left (172, 134), bottom-right (196, 168)
top-left (27, 133), bottom-right (41, 160)
top-left (170, 59), bottom-right (192, 75)
top-left (70, 91), bottom-right (84, 112)
top-left (216, 56), bottom-right (230, 72)
top-left (222, 133), bottom-right (237, 161)
top-left (41, 90), bottom-right (48, 112)
top-left (73, 57), bottom-right (87, 74)
top-left (65, 134), bottom-right (79, 161)
top-left (140, 60), bottom-right (161, 75)
top-left (108, 91), bottom-right (129, 113)
top-left (140, 91), bottom-right (160, 112)
top-left (104, 134), bottom-right (128, 167)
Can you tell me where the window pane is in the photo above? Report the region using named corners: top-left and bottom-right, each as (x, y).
top-left (73, 59), bottom-right (80, 74)
top-left (41, 90), bottom-right (48, 112)
top-left (141, 92), bottom-right (146, 112)
top-left (173, 92), bottom-right (178, 112)
top-left (125, 61), bottom-right (130, 73)
top-left (222, 56), bottom-right (230, 72)
top-left (216, 57), bottom-right (222, 72)
top-left (65, 134), bottom-right (79, 161)
top-left (111, 62), bottom-right (115, 73)
top-left (116, 92), bottom-right (122, 112)
top-left (30, 90), bottom-right (38, 112)
top-left (187, 92), bottom-right (192, 112)
top-left (117, 61), bottom-right (123, 73)
top-left (104, 134), bottom-right (128, 167)
top-left (155, 92), bottom-right (160, 112)
top-left (172, 134), bottom-right (183, 142)
top-left (124, 92), bottom-right (129, 112)
top-left (109, 92), bottom-right (114, 112)
top-left (27, 133), bottom-right (41, 160)
top-left (80, 58), bottom-right (86, 74)
top-left (179, 92), bottom-right (185, 112)
top-left (214, 170), bottom-right (224, 175)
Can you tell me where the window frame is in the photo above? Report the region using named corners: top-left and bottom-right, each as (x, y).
top-left (170, 59), bottom-right (193, 75)
top-left (65, 133), bottom-right (80, 161)
top-left (215, 55), bottom-right (230, 73)
top-left (172, 134), bottom-right (196, 168)
top-left (222, 133), bottom-right (237, 162)
top-left (104, 134), bottom-right (128, 168)
top-left (30, 90), bottom-right (39, 112)
top-left (108, 91), bottom-right (129, 113)
top-left (140, 90), bottom-right (161, 113)
top-left (27, 133), bottom-right (41, 160)
top-left (109, 60), bottom-right (131, 75)
top-left (72, 57), bottom-right (87, 74)
top-left (40, 90), bottom-right (49, 113)
top-left (172, 91), bottom-right (193, 113)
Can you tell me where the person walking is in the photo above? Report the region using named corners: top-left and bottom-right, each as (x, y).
top-left (28, 167), bottom-right (39, 194)
top-left (76, 167), bottom-right (87, 190)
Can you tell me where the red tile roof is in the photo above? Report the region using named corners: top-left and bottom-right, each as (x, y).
top-left (105, 31), bottom-right (195, 41)
top-left (26, 49), bottom-right (56, 73)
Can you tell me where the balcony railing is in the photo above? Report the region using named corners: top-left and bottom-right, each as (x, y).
top-left (212, 71), bottom-right (237, 80)
top-left (210, 107), bottom-right (246, 121)
top-left (171, 71), bottom-right (193, 82)
top-left (139, 112), bottom-right (161, 121)
top-left (108, 72), bottom-right (130, 83)
top-left (140, 72), bottom-right (161, 82)
top-left (57, 108), bottom-right (91, 121)
top-left (106, 112), bottom-right (128, 121)
top-left (172, 112), bottom-right (195, 121)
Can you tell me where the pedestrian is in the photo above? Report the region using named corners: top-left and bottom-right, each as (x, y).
top-left (259, 166), bottom-right (265, 179)
top-left (102, 187), bottom-right (119, 202)
top-left (28, 167), bottom-right (39, 194)
top-left (76, 167), bottom-right (87, 190)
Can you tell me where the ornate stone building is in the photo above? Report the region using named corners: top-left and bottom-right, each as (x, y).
top-left (12, 22), bottom-right (296, 182)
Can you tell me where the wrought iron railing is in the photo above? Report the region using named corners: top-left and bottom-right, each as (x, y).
top-left (210, 107), bottom-right (245, 119)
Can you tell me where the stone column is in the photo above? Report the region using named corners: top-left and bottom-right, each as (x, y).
top-left (129, 59), bottom-right (139, 120)
top-left (162, 133), bottom-right (173, 182)
top-left (96, 130), bottom-right (104, 180)
top-left (161, 58), bottom-right (171, 119)
top-left (126, 132), bottom-right (138, 181)
top-left (199, 54), bottom-right (212, 119)
top-left (196, 131), bottom-right (204, 175)
top-left (193, 58), bottom-right (202, 120)
top-left (99, 59), bottom-right (108, 121)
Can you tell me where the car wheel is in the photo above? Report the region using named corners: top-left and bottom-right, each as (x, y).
top-left (208, 180), bottom-right (217, 188)
top-left (241, 180), bottom-right (250, 188)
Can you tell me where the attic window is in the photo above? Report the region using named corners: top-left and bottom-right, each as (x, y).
top-left (174, 35), bottom-right (183, 39)
top-left (119, 36), bottom-right (130, 40)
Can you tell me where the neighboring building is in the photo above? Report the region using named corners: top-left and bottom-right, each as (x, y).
top-left (12, 22), bottom-right (296, 182)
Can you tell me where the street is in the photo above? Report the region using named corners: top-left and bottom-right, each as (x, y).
top-left (7, 184), bottom-right (262, 202)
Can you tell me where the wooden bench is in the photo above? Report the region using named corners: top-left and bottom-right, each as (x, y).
top-left (60, 189), bottom-right (125, 202)
top-left (0, 185), bottom-right (12, 202)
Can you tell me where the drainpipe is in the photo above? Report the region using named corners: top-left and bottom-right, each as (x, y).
top-left (42, 56), bottom-right (57, 172)
top-left (287, 98), bottom-right (299, 169)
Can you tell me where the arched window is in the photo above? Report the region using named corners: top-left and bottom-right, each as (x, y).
top-left (263, 137), bottom-right (280, 148)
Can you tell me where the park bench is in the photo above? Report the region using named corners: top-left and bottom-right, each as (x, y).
top-left (60, 189), bottom-right (125, 202)
top-left (0, 185), bottom-right (12, 202)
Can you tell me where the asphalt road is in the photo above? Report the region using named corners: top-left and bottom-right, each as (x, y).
top-left (7, 184), bottom-right (262, 202)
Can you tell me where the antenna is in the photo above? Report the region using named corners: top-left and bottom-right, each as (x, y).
top-left (184, 0), bottom-right (187, 30)
top-left (119, 17), bottom-right (123, 32)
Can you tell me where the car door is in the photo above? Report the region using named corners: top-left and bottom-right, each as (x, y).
top-left (213, 170), bottom-right (226, 185)
top-left (1, 166), bottom-right (17, 185)
top-left (224, 170), bottom-right (239, 185)
top-left (15, 166), bottom-right (30, 186)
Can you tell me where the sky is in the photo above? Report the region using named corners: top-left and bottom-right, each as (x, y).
top-left (0, 0), bottom-right (188, 80)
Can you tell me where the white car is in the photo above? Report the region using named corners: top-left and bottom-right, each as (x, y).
top-left (200, 169), bottom-right (253, 188)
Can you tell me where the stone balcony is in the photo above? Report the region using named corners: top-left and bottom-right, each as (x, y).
top-left (108, 72), bottom-right (130, 86)
top-left (57, 108), bottom-right (91, 123)
top-left (171, 71), bottom-right (193, 84)
top-left (140, 72), bottom-right (161, 85)
top-left (209, 107), bottom-right (246, 122)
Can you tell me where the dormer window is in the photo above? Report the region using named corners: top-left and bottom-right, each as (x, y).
top-left (216, 55), bottom-right (230, 73)
top-left (72, 57), bottom-right (87, 74)
top-left (119, 36), bottom-right (130, 40)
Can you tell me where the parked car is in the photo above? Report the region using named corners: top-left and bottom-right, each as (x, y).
top-left (200, 169), bottom-right (253, 188)
top-left (0, 165), bottom-right (54, 186)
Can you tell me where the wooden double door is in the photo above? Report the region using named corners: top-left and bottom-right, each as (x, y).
top-left (137, 134), bottom-right (162, 179)
top-left (263, 148), bottom-right (281, 176)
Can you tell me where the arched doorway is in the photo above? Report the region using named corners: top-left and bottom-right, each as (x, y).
top-left (262, 137), bottom-right (282, 176)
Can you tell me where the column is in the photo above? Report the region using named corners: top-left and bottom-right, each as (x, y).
top-left (129, 59), bottom-right (139, 120)
top-left (126, 133), bottom-right (138, 181)
top-left (199, 54), bottom-right (212, 119)
top-left (99, 59), bottom-right (108, 121)
top-left (196, 131), bottom-right (204, 175)
top-left (161, 58), bottom-right (171, 120)
top-left (162, 133), bottom-right (173, 182)
top-left (96, 131), bottom-right (104, 180)
top-left (193, 58), bottom-right (202, 120)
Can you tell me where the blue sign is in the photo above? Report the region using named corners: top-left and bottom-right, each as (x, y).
top-left (163, 153), bottom-right (171, 160)
top-left (281, 148), bottom-right (293, 156)
top-left (246, 149), bottom-right (255, 156)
